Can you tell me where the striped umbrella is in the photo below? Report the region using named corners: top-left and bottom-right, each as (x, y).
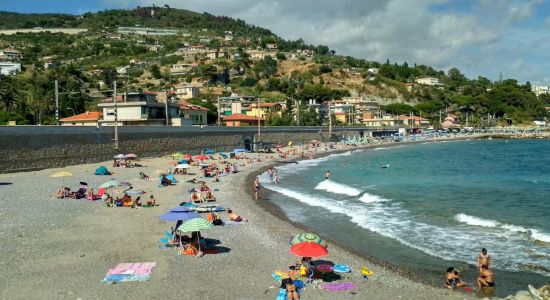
top-left (176, 218), bottom-right (213, 233)
top-left (289, 233), bottom-right (328, 248)
top-left (176, 217), bottom-right (213, 252)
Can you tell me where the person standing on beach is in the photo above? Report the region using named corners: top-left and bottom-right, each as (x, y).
top-left (254, 177), bottom-right (261, 199)
top-left (268, 167), bottom-right (274, 183)
top-left (325, 170), bottom-right (331, 180)
top-left (274, 169), bottom-right (279, 184)
top-left (477, 248), bottom-right (491, 270)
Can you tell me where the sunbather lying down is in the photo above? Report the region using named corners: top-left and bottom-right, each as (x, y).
top-left (228, 209), bottom-right (247, 222)
top-left (191, 192), bottom-right (202, 203)
top-left (204, 191), bottom-right (216, 201)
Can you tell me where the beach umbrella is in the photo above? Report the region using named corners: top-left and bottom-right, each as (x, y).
top-left (99, 180), bottom-right (126, 189)
top-left (171, 152), bottom-right (184, 159)
top-left (125, 153), bottom-right (138, 159)
top-left (178, 159), bottom-right (189, 164)
top-left (50, 171), bottom-right (73, 178)
top-left (183, 154), bottom-right (192, 159)
top-left (289, 233), bottom-right (328, 248)
top-left (194, 155), bottom-right (208, 161)
top-left (168, 161), bottom-right (178, 166)
top-left (175, 164), bottom-right (190, 169)
top-left (114, 154), bottom-right (126, 159)
top-left (159, 210), bottom-right (200, 222)
top-left (177, 218), bottom-right (213, 232)
top-left (290, 242), bottom-right (329, 258)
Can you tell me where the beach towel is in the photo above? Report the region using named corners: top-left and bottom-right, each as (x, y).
top-left (223, 220), bottom-right (246, 225)
top-left (275, 280), bottom-right (304, 300)
top-left (102, 262), bottom-right (156, 283)
top-left (321, 282), bottom-right (357, 291)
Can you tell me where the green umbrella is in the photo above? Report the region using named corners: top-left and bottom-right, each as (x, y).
top-left (176, 218), bottom-right (213, 253)
top-left (99, 180), bottom-right (123, 189)
top-left (177, 218), bottom-right (213, 233)
top-left (289, 233), bottom-right (328, 248)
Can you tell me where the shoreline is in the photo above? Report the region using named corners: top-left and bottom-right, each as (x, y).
top-left (246, 137), bottom-right (485, 290)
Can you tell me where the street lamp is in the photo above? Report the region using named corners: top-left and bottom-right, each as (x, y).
top-left (67, 107), bottom-right (75, 116)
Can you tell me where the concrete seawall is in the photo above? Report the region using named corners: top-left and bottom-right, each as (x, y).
top-left (0, 126), bottom-right (384, 173)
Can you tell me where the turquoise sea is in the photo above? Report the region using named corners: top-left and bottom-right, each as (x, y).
top-left (261, 139), bottom-right (550, 296)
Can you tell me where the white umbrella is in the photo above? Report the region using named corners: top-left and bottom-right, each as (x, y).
top-left (175, 164), bottom-right (190, 169)
top-left (114, 154), bottom-right (126, 159)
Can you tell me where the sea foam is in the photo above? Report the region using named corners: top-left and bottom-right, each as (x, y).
top-left (314, 180), bottom-right (362, 196)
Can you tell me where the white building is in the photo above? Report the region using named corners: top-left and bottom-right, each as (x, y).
top-left (98, 92), bottom-right (181, 126)
top-left (415, 77), bottom-right (442, 86)
top-left (532, 84), bottom-right (550, 96)
top-left (0, 48), bottom-right (22, 61)
top-left (172, 85), bottom-right (200, 100)
top-left (0, 61), bottom-right (21, 76)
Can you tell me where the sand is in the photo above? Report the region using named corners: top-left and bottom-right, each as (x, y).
top-left (0, 140), bottom-right (481, 300)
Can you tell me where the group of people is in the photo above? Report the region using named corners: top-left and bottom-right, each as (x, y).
top-left (190, 182), bottom-right (216, 203)
top-left (102, 192), bottom-right (156, 208)
top-left (267, 167), bottom-right (280, 184)
top-left (445, 248), bottom-right (495, 292)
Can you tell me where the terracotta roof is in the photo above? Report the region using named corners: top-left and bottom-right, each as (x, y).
top-left (334, 112), bottom-right (347, 115)
top-left (222, 113), bottom-right (264, 121)
top-left (60, 111), bottom-right (102, 122)
top-left (179, 101), bottom-right (209, 111)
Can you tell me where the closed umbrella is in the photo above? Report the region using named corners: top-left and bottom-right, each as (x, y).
top-left (289, 233), bottom-right (328, 248)
top-left (290, 242), bottom-right (329, 258)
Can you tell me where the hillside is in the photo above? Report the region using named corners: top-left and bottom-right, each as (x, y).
top-left (0, 7), bottom-right (548, 126)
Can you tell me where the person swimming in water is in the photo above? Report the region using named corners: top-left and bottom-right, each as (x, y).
top-left (325, 170), bottom-right (331, 180)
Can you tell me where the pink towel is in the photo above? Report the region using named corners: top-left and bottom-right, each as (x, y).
top-left (107, 262), bottom-right (156, 276)
top-left (322, 282), bottom-right (357, 291)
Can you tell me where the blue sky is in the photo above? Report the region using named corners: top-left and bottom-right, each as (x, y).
top-left (1, 0), bottom-right (550, 84)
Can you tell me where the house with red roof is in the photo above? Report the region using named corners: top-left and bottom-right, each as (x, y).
top-left (60, 111), bottom-right (102, 126)
top-left (179, 101), bottom-right (208, 125)
top-left (222, 113), bottom-right (264, 127)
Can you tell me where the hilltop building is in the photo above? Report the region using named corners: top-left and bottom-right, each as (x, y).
top-left (0, 61), bottom-right (21, 76)
top-left (60, 111), bottom-right (102, 126)
top-left (532, 84), bottom-right (550, 96)
top-left (0, 48), bottom-right (22, 61)
top-left (415, 77), bottom-right (442, 86)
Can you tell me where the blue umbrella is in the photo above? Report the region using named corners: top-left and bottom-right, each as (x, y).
top-left (178, 159), bottom-right (189, 164)
top-left (159, 210), bottom-right (200, 222)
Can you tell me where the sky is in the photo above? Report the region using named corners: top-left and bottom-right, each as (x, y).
top-left (1, 0), bottom-right (550, 85)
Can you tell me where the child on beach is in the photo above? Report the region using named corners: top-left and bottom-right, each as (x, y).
top-left (147, 195), bottom-right (156, 206)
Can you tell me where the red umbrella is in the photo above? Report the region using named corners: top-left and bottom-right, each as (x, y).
top-left (168, 161), bottom-right (178, 166)
top-left (184, 154), bottom-right (192, 159)
top-left (194, 155), bottom-right (208, 160)
top-left (290, 242), bottom-right (328, 258)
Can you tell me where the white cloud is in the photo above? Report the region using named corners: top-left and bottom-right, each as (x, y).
top-left (109, 0), bottom-right (547, 82)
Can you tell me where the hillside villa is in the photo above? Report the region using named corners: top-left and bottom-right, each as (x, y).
top-left (222, 113), bottom-right (264, 127)
top-left (179, 101), bottom-right (208, 125)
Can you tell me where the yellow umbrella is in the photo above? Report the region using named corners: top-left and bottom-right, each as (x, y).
top-left (50, 171), bottom-right (73, 178)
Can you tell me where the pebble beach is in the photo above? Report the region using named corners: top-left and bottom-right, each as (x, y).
top-left (0, 140), bottom-right (501, 300)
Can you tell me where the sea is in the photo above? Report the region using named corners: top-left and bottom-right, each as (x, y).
top-left (260, 139), bottom-right (550, 296)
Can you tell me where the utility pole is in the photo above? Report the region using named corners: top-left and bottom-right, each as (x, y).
top-left (55, 80), bottom-right (59, 125)
top-left (217, 97), bottom-right (221, 126)
top-left (164, 94), bottom-right (169, 126)
top-left (257, 97), bottom-right (261, 137)
top-left (439, 110), bottom-right (442, 126)
top-left (328, 106), bottom-right (332, 139)
top-left (113, 81), bottom-right (118, 150)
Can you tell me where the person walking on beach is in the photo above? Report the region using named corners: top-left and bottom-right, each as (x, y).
top-left (325, 170), bottom-right (331, 180)
top-left (254, 177), bottom-right (261, 200)
top-left (273, 169), bottom-right (279, 184)
top-left (477, 248), bottom-right (491, 270)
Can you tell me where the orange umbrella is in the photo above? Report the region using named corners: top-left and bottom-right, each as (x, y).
top-left (290, 242), bottom-right (328, 258)
top-left (194, 155), bottom-right (208, 160)
top-left (168, 161), bottom-right (178, 166)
